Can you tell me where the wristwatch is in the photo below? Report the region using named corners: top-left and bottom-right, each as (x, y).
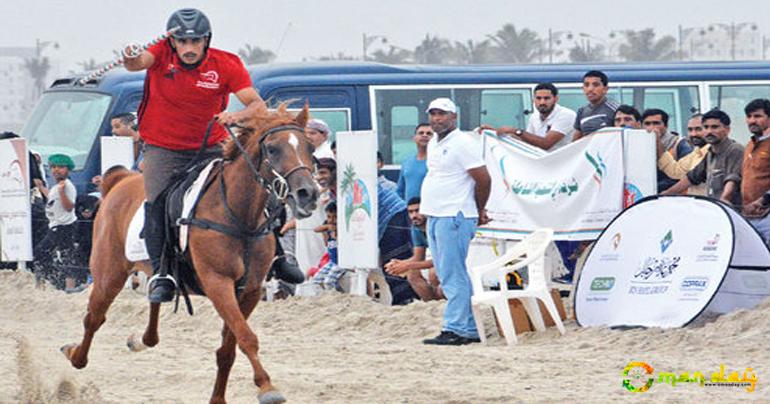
top-left (514, 129), bottom-right (523, 136)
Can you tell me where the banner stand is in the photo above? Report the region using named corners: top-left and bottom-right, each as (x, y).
top-left (575, 195), bottom-right (770, 328)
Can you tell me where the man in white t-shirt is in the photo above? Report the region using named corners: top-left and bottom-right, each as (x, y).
top-left (33, 153), bottom-right (79, 291)
top-left (483, 82), bottom-right (576, 152)
top-left (420, 98), bottom-right (491, 345)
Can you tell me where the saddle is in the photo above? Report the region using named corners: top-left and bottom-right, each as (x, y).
top-left (155, 157), bottom-right (223, 298)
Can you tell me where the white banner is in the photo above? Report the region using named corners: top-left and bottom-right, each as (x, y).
top-left (0, 138), bottom-right (33, 261)
top-left (480, 130), bottom-right (625, 240)
top-left (100, 136), bottom-right (134, 173)
top-left (575, 196), bottom-right (770, 328)
top-left (336, 131), bottom-right (378, 268)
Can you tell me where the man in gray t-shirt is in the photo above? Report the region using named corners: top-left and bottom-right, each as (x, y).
top-left (573, 70), bottom-right (620, 140)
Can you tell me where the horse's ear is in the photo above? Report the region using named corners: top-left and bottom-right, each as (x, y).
top-left (295, 103), bottom-right (310, 128)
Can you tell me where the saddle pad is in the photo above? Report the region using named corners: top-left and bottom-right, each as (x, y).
top-left (123, 159), bottom-right (220, 262)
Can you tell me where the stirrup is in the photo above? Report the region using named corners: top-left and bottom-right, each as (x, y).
top-left (147, 274), bottom-right (178, 303)
top-left (148, 274), bottom-right (178, 288)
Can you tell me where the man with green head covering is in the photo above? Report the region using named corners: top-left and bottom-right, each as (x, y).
top-left (33, 153), bottom-right (79, 292)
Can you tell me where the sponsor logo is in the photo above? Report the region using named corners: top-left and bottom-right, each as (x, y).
top-left (623, 183), bottom-right (643, 207)
top-left (660, 230), bottom-right (673, 253)
top-left (612, 232), bottom-right (621, 250)
top-left (634, 256), bottom-right (681, 281)
top-left (680, 276), bottom-right (709, 291)
top-left (628, 285), bottom-right (669, 295)
top-left (585, 151), bottom-right (606, 186)
top-left (590, 276), bottom-right (615, 291)
top-left (703, 233), bottom-right (720, 251)
top-left (196, 70), bottom-right (221, 89)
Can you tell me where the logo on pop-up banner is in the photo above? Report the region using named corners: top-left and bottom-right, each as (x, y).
top-left (590, 277), bottom-right (615, 292)
top-left (660, 230), bottom-right (673, 253)
top-left (703, 234), bottom-right (720, 252)
top-left (635, 256), bottom-right (681, 281)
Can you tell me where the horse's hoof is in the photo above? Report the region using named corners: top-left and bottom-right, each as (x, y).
top-left (258, 390), bottom-right (286, 404)
top-left (127, 334), bottom-right (147, 352)
top-left (60, 344), bottom-right (87, 369)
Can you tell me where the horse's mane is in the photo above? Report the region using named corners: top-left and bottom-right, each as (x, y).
top-left (222, 103), bottom-right (301, 161)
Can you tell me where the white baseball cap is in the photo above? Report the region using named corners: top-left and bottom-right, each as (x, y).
top-left (425, 98), bottom-right (457, 113)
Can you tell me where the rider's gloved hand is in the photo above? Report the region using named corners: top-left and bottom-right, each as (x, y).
top-left (122, 43), bottom-right (144, 60)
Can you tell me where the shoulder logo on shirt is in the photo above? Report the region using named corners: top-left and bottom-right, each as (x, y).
top-left (164, 64), bottom-right (177, 79)
top-left (196, 70), bottom-right (220, 90)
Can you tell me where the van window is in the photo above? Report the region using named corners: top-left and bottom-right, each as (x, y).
top-left (21, 91), bottom-right (112, 169)
top-left (305, 109), bottom-right (350, 142)
top-left (709, 84), bottom-right (770, 144)
top-left (480, 89), bottom-right (532, 129)
top-left (390, 106), bottom-right (419, 164)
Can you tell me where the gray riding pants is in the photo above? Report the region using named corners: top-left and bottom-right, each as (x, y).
top-left (142, 144), bottom-right (223, 203)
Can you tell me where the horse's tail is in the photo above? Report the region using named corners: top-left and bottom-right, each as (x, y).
top-left (100, 165), bottom-right (133, 197)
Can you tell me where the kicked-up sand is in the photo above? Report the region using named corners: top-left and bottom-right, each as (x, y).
top-left (0, 270), bottom-right (766, 403)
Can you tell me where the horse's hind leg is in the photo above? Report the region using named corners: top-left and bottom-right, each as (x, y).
top-left (62, 249), bottom-right (130, 369)
top-left (201, 274), bottom-right (283, 404)
top-left (210, 289), bottom-right (262, 404)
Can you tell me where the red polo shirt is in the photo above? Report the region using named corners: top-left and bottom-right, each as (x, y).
top-left (137, 42), bottom-right (252, 150)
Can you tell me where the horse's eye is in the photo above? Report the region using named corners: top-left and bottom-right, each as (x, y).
top-left (266, 145), bottom-right (279, 156)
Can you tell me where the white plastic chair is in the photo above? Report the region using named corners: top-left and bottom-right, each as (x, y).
top-left (469, 228), bottom-right (566, 345)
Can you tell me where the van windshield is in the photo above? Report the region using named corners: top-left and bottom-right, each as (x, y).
top-left (20, 91), bottom-right (112, 169)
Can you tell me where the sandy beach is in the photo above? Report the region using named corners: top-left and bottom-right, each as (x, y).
top-left (0, 270), bottom-right (766, 403)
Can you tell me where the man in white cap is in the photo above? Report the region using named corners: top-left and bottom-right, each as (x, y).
top-left (306, 118), bottom-right (335, 159)
top-left (420, 97), bottom-right (491, 345)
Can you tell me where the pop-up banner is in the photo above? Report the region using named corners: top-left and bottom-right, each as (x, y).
top-left (575, 195), bottom-right (770, 328)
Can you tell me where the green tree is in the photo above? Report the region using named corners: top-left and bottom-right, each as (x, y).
top-left (238, 44), bottom-right (276, 64)
top-left (370, 46), bottom-right (412, 64)
top-left (617, 29), bottom-right (677, 61)
top-left (23, 56), bottom-right (50, 98)
top-left (318, 52), bottom-right (357, 61)
top-left (487, 24), bottom-right (542, 63)
top-left (568, 44), bottom-right (606, 63)
top-left (452, 39), bottom-right (494, 64)
top-left (413, 34), bottom-right (453, 64)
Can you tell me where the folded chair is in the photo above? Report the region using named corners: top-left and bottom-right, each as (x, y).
top-left (469, 228), bottom-right (566, 345)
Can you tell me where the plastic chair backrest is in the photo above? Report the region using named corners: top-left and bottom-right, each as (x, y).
top-left (521, 229), bottom-right (554, 290)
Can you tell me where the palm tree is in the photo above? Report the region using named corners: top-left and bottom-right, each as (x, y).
top-left (23, 56), bottom-right (51, 98)
top-left (413, 34), bottom-right (453, 64)
top-left (616, 29), bottom-right (677, 62)
top-left (568, 44), bottom-right (606, 63)
top-left (487, 24), bottom-right (542, 63)
top-left (453, 39), bottom-right (494, 64)
top-left (238, 44), bottom-right (276, 64)
top-left (370, 46), bottom-right (412, 64)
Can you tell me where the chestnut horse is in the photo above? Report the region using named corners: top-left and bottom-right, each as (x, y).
top-left (61, 104), bottom-right (318, 404)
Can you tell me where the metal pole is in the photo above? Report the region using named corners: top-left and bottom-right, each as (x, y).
top-left (362, 33), bottom-right (367, 61)
top-left (731, 22), bottom-right (736, 60)
top-left (678, 25), bottom-right (683, 60)
top-left (548, 28), bottom-right (553, 64)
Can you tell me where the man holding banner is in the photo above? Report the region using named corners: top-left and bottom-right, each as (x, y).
top-left (420, 98), bottom-right (491, 346)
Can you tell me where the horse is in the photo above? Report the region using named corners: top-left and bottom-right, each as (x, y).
top-left (61, 104), bottom-right (319, 404)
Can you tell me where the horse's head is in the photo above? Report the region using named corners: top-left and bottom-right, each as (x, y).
top-left (226, 103), bottom-right (319, 219)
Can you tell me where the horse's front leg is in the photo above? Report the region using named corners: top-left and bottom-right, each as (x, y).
top-left (210, 288), bottom-right (262, 404)
top-left (199, 271), bottom-right (283, 404)
top-left (62, 247), bottom-right (130, 368)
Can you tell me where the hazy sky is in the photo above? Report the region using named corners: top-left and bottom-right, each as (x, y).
top-left (3, 0), bottom-right (768, 72)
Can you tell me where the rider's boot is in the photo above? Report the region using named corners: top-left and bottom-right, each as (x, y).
top-left (271, 254), bottom-right (305, 284)
top-left (144, 201), bottom-right (176, 303)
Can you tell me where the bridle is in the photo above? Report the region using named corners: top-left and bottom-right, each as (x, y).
top-left (222, 123), bottom-right (313, 201)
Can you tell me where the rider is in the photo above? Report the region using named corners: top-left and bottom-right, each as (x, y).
top-left (124, 8), bottom-right (265, 303)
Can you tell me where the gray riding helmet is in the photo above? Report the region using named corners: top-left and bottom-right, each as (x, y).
top-left (167, 8), bottom-right (211, 40)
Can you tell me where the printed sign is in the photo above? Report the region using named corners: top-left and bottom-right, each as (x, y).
top-left (336, 131), bottom-right (378, 268)
top-left (0, 138), bottom-right (33, 261)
